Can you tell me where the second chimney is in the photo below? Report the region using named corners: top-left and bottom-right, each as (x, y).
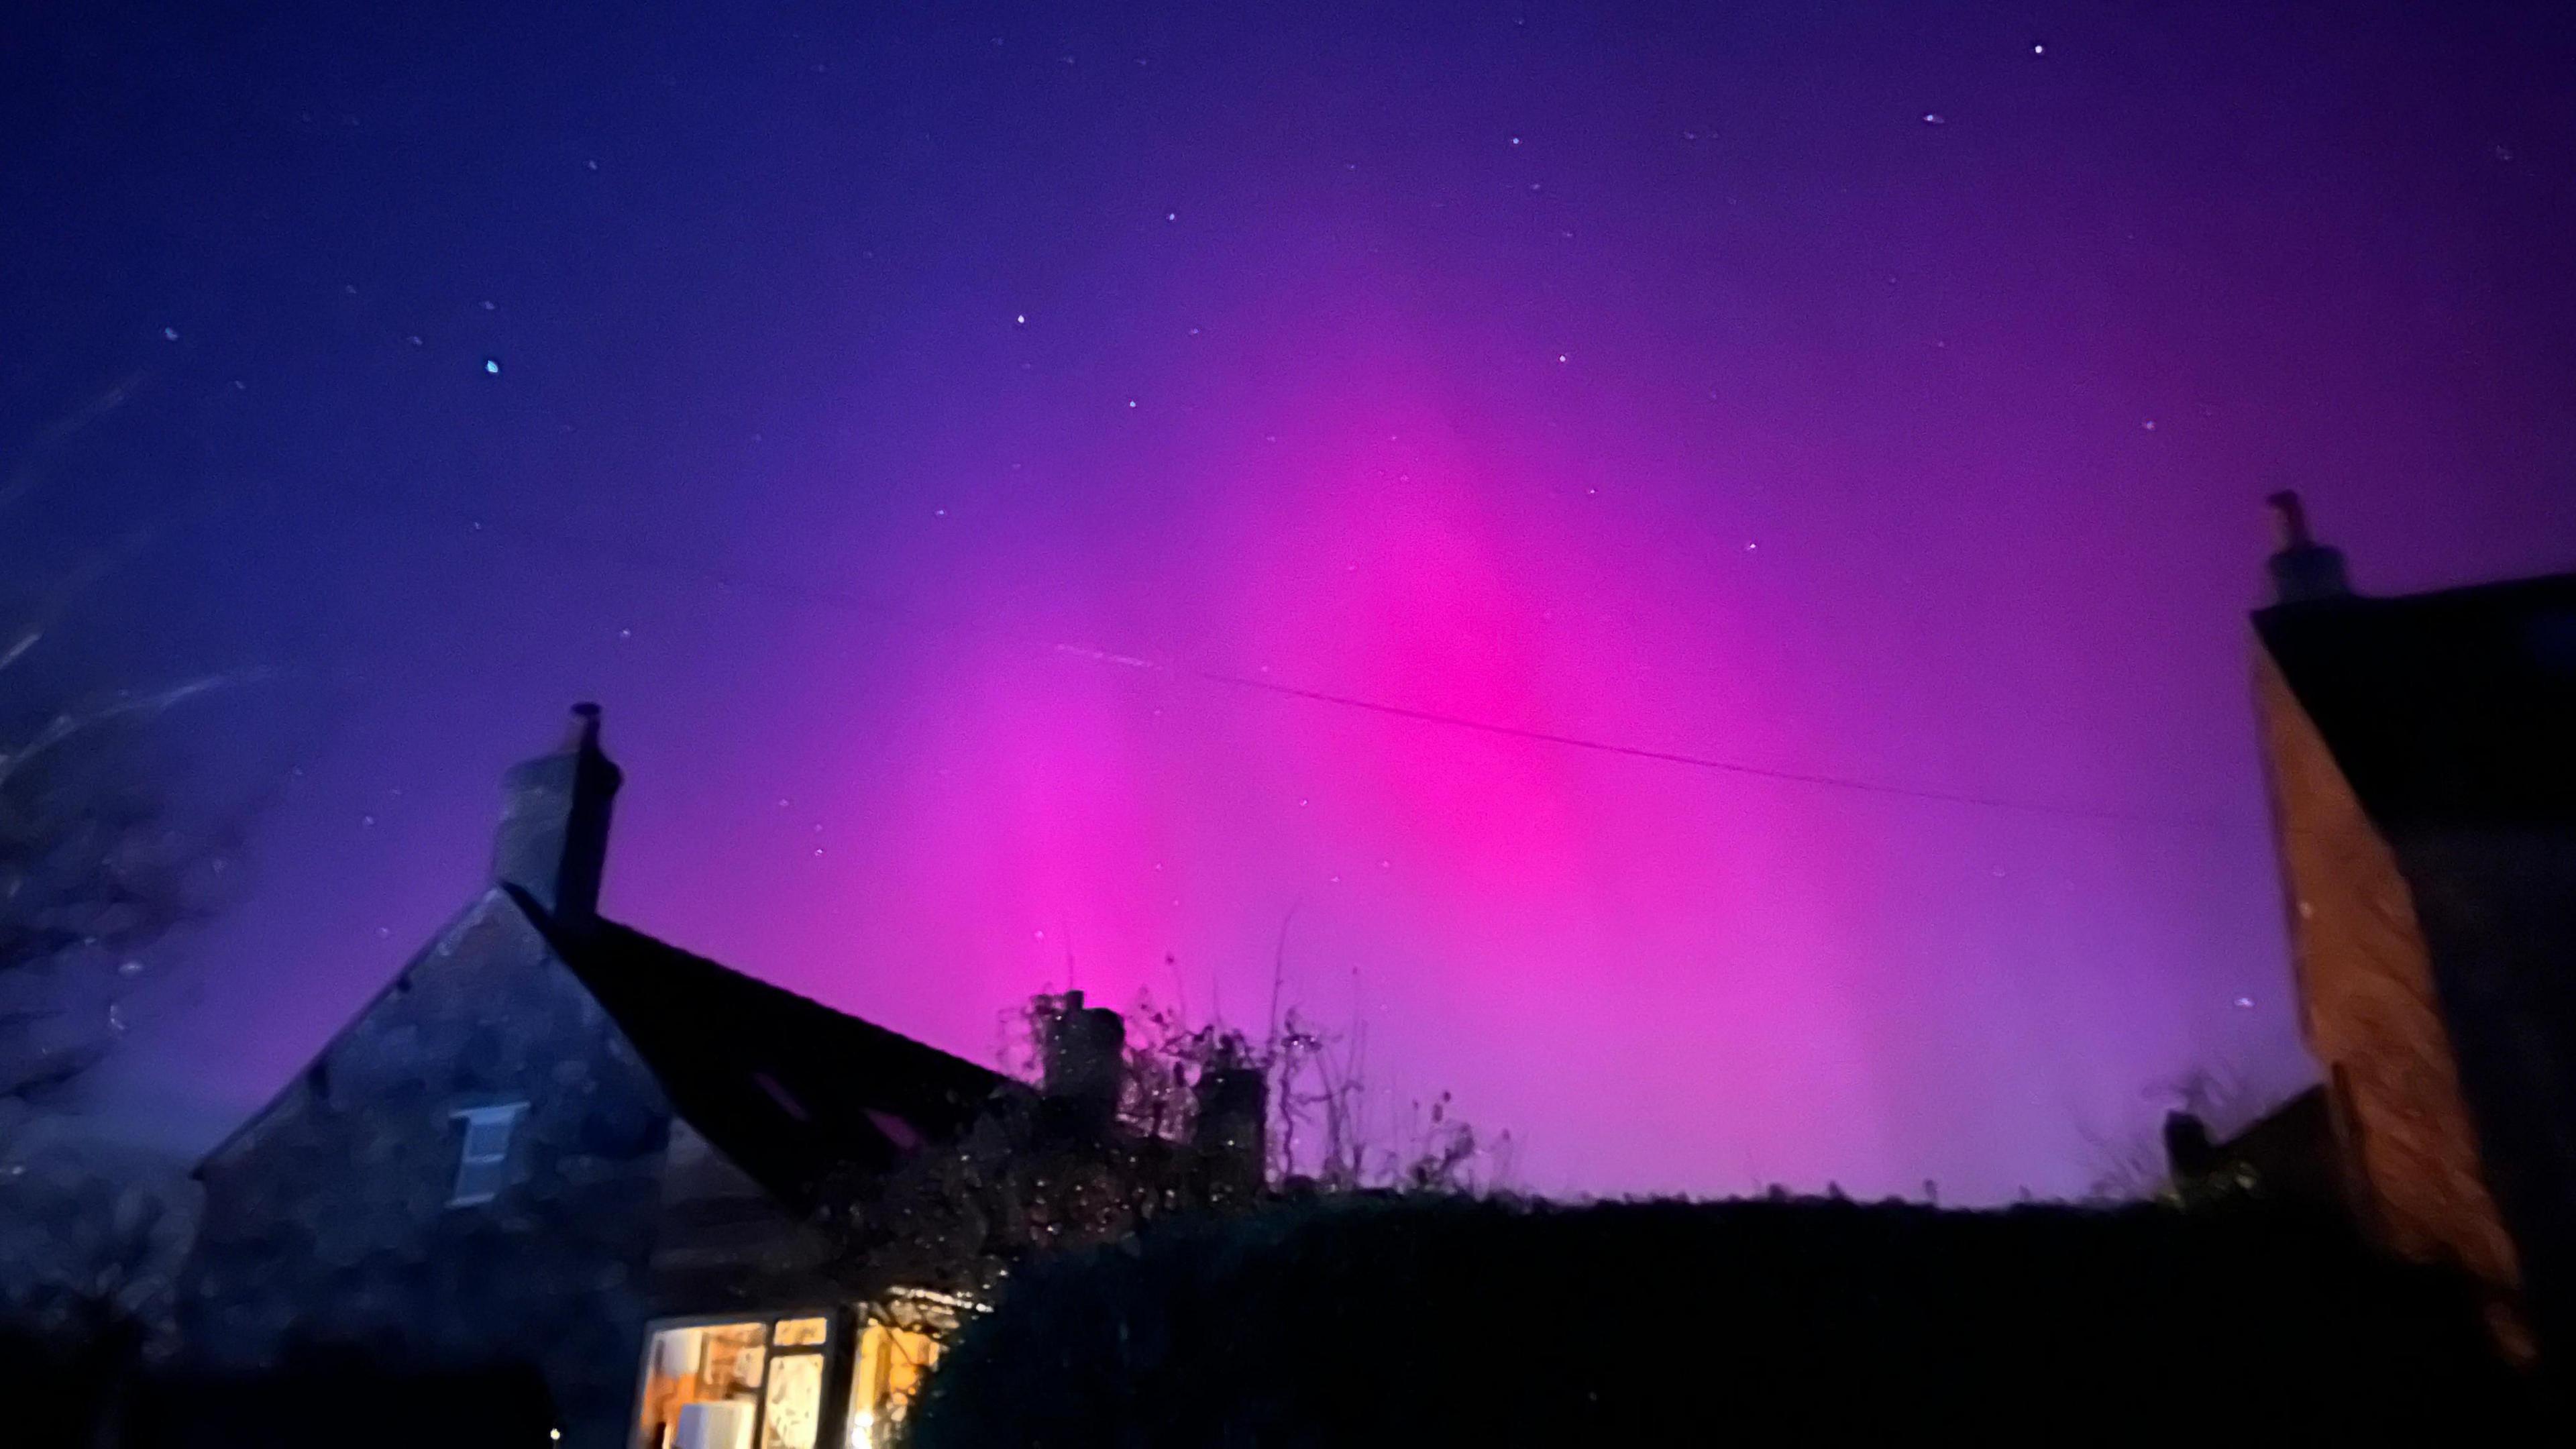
top-left (1192, 1052), bottom-right (1268, 1203)
top-left (1040, 991), bottom-right (1126, 1139)
top-left (2263, 490), bottom-right (2353, 605)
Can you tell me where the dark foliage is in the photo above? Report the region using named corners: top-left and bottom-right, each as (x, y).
top-left (131, 1354), bottom-right (556, 1449)
top-left (907, 1193), bottom-right (2546, 1446)
top-left (818, 1087), bottom-right (1228, 1305)
top-left (0, 702), bottom-right (239, 1102)
top-left (816, 987), bottom-right (1495, 1308)
top-left (0, 1321), bottom-right (140, 1449)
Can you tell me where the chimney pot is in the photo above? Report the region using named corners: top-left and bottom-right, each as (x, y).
top-left (2261, 491), bottom-right (2353, 605)
top-left (2265, 490), bottom-right (2312, 549)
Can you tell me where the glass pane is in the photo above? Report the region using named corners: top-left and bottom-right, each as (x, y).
top-left (773, 1316), bottom-right (828, 1347)
top-left (761, 1352), bottom-right (822, 1449)
top-left (462, 1116), bottom-right (514, 1158)
top-left (848, 1320), bottom-right (941, 1448)
top-left (449, 1154), bottom-right (506, 1205)
top-left (640, 1323), bottom-right (769, 1449)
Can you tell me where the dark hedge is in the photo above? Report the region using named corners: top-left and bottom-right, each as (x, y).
top-left (906, 1193), bottom-right (2545, 1446)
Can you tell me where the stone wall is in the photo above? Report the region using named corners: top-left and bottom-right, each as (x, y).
top-left (177, 890), bottom-right (673, 1448)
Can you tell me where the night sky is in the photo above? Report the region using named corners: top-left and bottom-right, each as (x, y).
top-left (7, 0), bottom-right (2573, 1201)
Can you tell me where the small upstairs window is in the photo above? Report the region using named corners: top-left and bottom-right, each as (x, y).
top-left (449, 1102), bottom-right (528, 1206)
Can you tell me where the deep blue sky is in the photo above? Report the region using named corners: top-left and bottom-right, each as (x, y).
top-left (6, 0), bottom-right (2573, 1198)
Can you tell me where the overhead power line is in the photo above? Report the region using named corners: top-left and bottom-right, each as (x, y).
top-left (341, 491), bottom-right (2259, 833)
top-left (1055, 644), bottom-right (2245, 829)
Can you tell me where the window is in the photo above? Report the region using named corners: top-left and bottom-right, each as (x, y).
top-left (637, 1317), bottom-right (823, 1449)
top-left (639, 1322), bottom-right (767, 1449)
top-left (761, 1351), bottom-right (822, 1449)
top-left (449, 1102), bottom-right (528, 1205)
top-left (631, 1301), bottom-right (960, 1449)
top-left (847, 1298), bottom-right (955, 1449)
top-left (772, 1318), bottom-right (829, 1348)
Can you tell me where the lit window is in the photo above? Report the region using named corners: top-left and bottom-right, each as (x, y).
top-left (639, 1322), bottom-right (767, 1449)
top-left (449, 1102), bottom-right (528, 1205)
top-left (762, 1351), bottom-right (822, 1449)
top-left (773, 1318), bottom-right (829, 1348)
top-left (848, 1311), bottom-right (945, 1448)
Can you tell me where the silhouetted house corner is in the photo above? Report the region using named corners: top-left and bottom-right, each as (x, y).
top-left (2250, 495), bottom-right (2576, 1365)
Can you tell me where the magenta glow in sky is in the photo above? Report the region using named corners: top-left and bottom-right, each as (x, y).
top-left (9, 0), bottom-right (2573, 1199)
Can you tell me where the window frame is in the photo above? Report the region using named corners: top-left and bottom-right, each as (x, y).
top-left (631, 1307), bottom-right (848, 1449)
top-left (447, 1101), bottom-right (529, 1207)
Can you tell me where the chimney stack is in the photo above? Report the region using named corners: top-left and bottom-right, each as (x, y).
top-left (1039, 991), bottom-right (1126, 1139)
top-left (1192, 1048), bottom-right (1268, 1203)
top-left (2263, 490), bottom-right (2353, 605)
top-left (492, 702), bottom-right (623, 930)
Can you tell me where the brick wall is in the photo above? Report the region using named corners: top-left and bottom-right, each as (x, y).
top-left (2255, 653), bottom-right (2526, 1347)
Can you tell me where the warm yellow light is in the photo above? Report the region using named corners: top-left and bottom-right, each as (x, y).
top-left (774, 1316), bottom-right (829, 1347)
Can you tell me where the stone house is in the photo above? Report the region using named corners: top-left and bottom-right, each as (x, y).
top-left (173, 706), bottom-right (1028, 1449)
top-left (2250, 491), bottom-right (2576, 1366)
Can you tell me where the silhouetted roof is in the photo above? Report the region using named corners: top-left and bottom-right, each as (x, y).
top-left (545, 909), bottom-right (1018, 1212)
top-left (2193, 1086), bottom-right (2342, 1214)
top-left (2256, 571), bottom-right (2576, 830)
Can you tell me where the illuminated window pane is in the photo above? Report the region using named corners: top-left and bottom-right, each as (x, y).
top-left (639, 1322), bottom-right (768, 1449)
top-left (762, 1352), bottom-right (822, 1449)
top-left (848, 1320), bottom-right (941, 1448)
top-left (773, 1316), bottom-right (829, 1347)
